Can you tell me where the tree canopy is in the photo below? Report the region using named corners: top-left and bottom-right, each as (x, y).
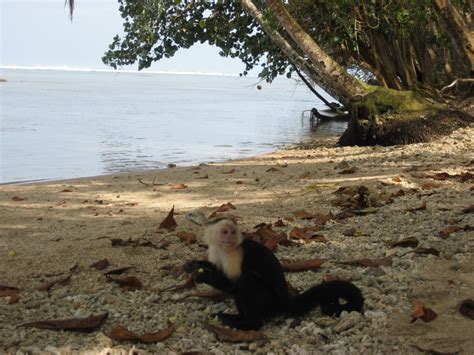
top-left (102, 0), bottom-right (472, 98)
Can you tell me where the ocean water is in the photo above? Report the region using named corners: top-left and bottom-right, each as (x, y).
top-left (0, 68), bottom-right (347, 183)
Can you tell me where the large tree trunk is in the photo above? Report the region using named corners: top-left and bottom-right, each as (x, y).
top-left (265, 0), bottom-right (369, 104)
top-left (434, 0), bottom-right (474, 73)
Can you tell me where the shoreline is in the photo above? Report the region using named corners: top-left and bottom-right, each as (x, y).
top-left (1, 126), bottom-right (473, 353)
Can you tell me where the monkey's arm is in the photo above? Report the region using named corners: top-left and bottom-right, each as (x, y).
top-left (184, 260), bottom-right (236, 294)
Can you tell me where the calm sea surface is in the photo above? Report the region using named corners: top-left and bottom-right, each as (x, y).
top-left (0, 68), bottom-right (347, 183)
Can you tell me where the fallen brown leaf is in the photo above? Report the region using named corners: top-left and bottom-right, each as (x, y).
top-left (38, 274), bottom-right (72, 292)
top-left (11, 196), bottom-right (25, 201)
top-left (459, 299), bottom-right (474, 319)
top-left (105, 323), bottom-right (175, 343)
top-left (61, 189), bottom-right (73, 192)
top-left (438, 225), bottom-right (464, 239)
top-left (293, 210), bottom-right (316, 220)
top-left (205, 323), bottom-right (266, 342)
top-left (159, 207), bottom-right (178, 231)
top-left (7, 293), bottom-right (20, 304)
top-left (170, 183), bottom-right (188, 190)
top-left (289, 227), bottom-right (311, 241)
top-left (461, 204), bottom-right (474, 214)
top-left (0, 285), bottom-right (19, 297)
top-left (106, 275), bottom-right (143, 290)
top-left (421, 182), bottom-right (441, 190)
top-left (342, 257), bottom-right (393, 268)
top-left (280, 258), bottom-right (326, 272)
top-left (413, 247), bottom-right (440, 257)
top-left (104, 266), bottom-right (134, 276)
top-left (110, 237), bottom-right (161, 249)
top-left (387, 237), bottom-right (419, 248)
top-left (216, 202), bottom-right (236, 212)
top-left (182, 290), bottom-right (230, 302)
top-left (266, 167), bottom-right (279, 172)
top-left (176, 231), bottom-right (197, 244)
top-left (411, 301), bottom-right (437, 323)
top-left (406, 201), bottom-right (427, 212)
top-left (20, 312), bottom-right (108, 331)
top-left (162, 274), bottom-right (196, 292)
top-left (339, 166), bottom-right (357, 174)
top-left (392, 176), bottom-right (402, 183)
top-left (223, 169), bottom-right (236, 174)
top-left (91, 259), bottom-right (109, 271)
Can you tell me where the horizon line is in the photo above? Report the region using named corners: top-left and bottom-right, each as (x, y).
top-left (0, 65), bottom-right (257, 77)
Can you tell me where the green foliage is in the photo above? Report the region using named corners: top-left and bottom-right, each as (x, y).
top-left (103, 0), bottom-right (289, 81)
top-left (103, 0), bottom-right (471, 88)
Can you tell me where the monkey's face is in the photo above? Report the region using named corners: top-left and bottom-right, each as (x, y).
top-left (205, 219), bottom-right (243, 250)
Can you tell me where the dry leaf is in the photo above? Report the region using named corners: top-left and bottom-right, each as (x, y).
top-left (104, 266), bottom-right (134, 276)
top-left (294, 210), bottom-right (316, 220)
top-left (387, 237), bottom-right (419, 248)
top-left (339, 166), bottom-right (357, 174)
top-left (342, 257), bottom-right (392, 268)
top-left (11, 196), bottom-right (25, 201)
top-left (438, 225), bottom-right (464, 239)
top-left (7, 293), bottom-right (20, 304)
top-left (106, 275), bottom-right (143, 290)
top-left (223, 169), bottom-right (236, 174)
top-left (421, 182), bottom-right (441, 190)
top-left (392, 176), bottom-right (402, 183)
top-left (205, 323), bottom-right (266, 342)
top-left (38, 274), bottom-right (72, 292)
top-left (170, 183), bottom-right (188, 190)
top-left (61, 189), bottom-right (73, 192)
top-left (413, 247), bottom-right (440, 257)
top-left (461, 205), bottom-right (474, 214)
top-left (280, 258), bottom-right (326, 272)
top-left (289, 227), bottom-right (311, 241)
top-left (216, 202), bottom-right (236, 212)
top-left (110, 237), bottom-right (161, 249)
top-left (91, 259), bottom-right (109, 271)
top-left (459, 299), bottom-right (474, 319)
top-left (266, 167), bottom-right (279, 172)
top-left (105, 323), bottom-right (175, 343)
top-left (159, 207), bottom-right (178, 231)
top-left (176, 231), bottom-right (197, 244)
top-left (162, 274), bottom-right (196, 292)
top-left (0, 285), bottom-right (19, 297)
top-left (21, 312), bottom-right (108, 331)
top-left (406, 201), bottom-right (427, 212)
top-left (411, 301), bottom-right (437, 323)
top-left (183, 290), bottom-right (230, 302)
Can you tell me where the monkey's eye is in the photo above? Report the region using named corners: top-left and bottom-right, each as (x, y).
top-left (222, 229), bottom-right (228, 235)
top-left (231, 230), bottom-right (236, 235)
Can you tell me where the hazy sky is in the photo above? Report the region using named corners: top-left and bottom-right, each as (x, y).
top-left (0, 0), bottom-right (247, 74)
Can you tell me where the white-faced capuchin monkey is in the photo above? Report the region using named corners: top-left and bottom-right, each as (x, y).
top-left (184, 217), bottom-right (364, 330)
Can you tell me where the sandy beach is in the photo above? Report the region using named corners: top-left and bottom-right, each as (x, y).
top-left (1, 125), bottom-right (473, 354)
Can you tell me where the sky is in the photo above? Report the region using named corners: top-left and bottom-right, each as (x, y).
top-left (0, 0), bottom-right (248, 74)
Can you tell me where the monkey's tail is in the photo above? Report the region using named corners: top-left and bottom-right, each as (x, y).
top-left (288, 280), bottom-right (364, 316)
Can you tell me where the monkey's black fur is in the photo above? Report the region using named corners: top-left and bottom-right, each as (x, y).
top-left (185, 239), bottom-right (364, 330)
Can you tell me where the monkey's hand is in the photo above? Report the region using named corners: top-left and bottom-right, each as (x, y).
top-left (183, 260), bottom-right (216, 274)
top-left (183, 260), bottom-right (201, 274)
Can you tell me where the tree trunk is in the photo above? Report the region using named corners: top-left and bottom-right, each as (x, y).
top-left (434, 0), bottom-right (474, 73)
top-left (265, 0), bottom-right (370, 104)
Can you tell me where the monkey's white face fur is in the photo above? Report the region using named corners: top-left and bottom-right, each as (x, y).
top-left (204, 218), bottom-right (243, 280)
